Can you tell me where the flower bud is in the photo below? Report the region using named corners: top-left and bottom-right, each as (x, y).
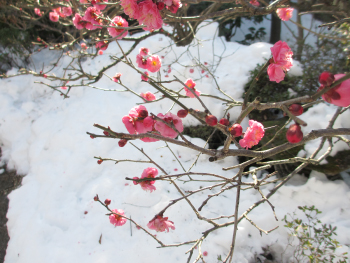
top-left (81, 43), bottom-right (87, 49)
top-left (93, 195), bottom-right (99, 201)
top-left (97, 159), bottom-right (103, 164)
top-left (205, 115), bottom-right (217, 126)
top-left (132, 177), bottom-right (139, 185)
top-left (288, 104), bottom-right (303, 116)
top-left (286, 124), bottom-right (303, 143)
top-left (156, 2), bottom-right (164, 10)
top-left (118, 139), bottom-right (127, 147)
top-left (90, 135), bottom-right (95, 139)
top-left (104, 199), bottom-right (111, 206)
top-left (103, 131), bottom-right (109, 136)
top-left (219, 118), bottom-right (229, 126)
top-left (177, 109), bottom-right (188, 118)
top-left (113, 73), bottom-right (122, 82)
top-left (319, 72), bottom-right (334, 86)
top-left (230, 123), bottom-right (242, 137)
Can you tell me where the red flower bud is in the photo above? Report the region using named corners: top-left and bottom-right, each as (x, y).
top-left (230, 123), bottom-right (243, 137)
top-left (177, 109), bottom-right (188, 118)
top-left (40, 71), bottom-right (43, 74)
top-left (118, 139), bottom-right (127, 147)
top-left (157, 2), bottom-right (164, 10)
top-left (43, 74), bottom-right (47, 78)
top-left (104, 199), bottom-right (111, 206)
top-left (189, 69), bottom-right (194, 73)
top-left (93, 195), bottom-right (99, 201)
top-left (286, 124), bottom-right (303, 143)
top-left (90, 135), bottom-right (95, 139)
top-left (219, 118), bottom-right (229, 126)
top-left (97, 159), bottom-right (103, 164)
top-left (103, 131), bottom-right (109, 136)
top-left (205, 115), bottom-right (217, 126)
top-left (288, 104), bottom-right (303, 116)
top-left (37, 37), bottom-right (41, 42)
top-left (319, 72), bottom-right (334, 86)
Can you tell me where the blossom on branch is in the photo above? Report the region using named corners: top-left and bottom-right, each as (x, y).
top-left (147, 215), bottom-right (175, 232)
top-left (276, 8), bottom-right (294, 21)
top-left (92, 0), bottom-right (108, 10)
top-left (122, 105), bottom-right (158, 142)
top-left (120, 0), bottom-right (140, 19)
top-left (108, 16), bottom-right (128, 39)
top-left (133, 167), bottom-right (158, 192)
top-left (141, 92), bottom-right (156, 101)
top-left (249, 0), bottom-right (260, 6)
top-left (73, 14), bottom-right (86, 30)
top-left (109, 209), bottom-right (127, 226)
top-left (239, 120), bottom-right (264, 149)
top-left (147, 55), bottom-right (162, 73)
top-left (267, 40), bottom-right (293, 83)
top-left (184, 79), bottom-right (201, 98)
top-left (319, 74), bottom-right (350, 107)
top-left (154, 112), bottom-right (184, 138)
top-left (34, 8), bottom-right (42, 16)
top-left (49, 11), bottom-right (60, 22)
top-left (138, 0), bottom-right (163, 31)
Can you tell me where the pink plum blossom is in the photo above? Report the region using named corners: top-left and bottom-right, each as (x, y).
top-left (141, 92), bottom-right (156, 101)
top-left (239, 120), bottom-right (265, 149)
top-left (184, 79), bottom-right (201, 98)
top-left (49, 11), bottom-right (59, 22)
top-left (134, 167), bottom-right (158, 192)
top-left (120, 0), bottom-right (140, 19)
top-left (34, 8), bottom-right (42, 16)
top-left (83, 7), bottom-right (100, 23)
top-left (320, 74), bottom-right (350, 107)
top-left (141, 71), bottom-right (149, 81)
top-left (109, 209), bottom-right (127, 226)
top-left (267, 40), bottom-right (293, 83)
top-left (147, 215), bottom-right (175, 232)
top-left (122, 106), bottom-right (158, 142)
top-left (73, 14), bottom-right (86, 30)
top-left (80, 0), bottom-right (89, 3)
top-left (139, 47), bottom-right (150, 56)
top-left (154, 112), bottom-right (183, 138)
top-left (96, 40), bottom-right (109, 50)
top-left (62, 6), bottom-right (73, 17)
top-left (92, 0), bottom-right (108, 10)
top-left (166, 0), bottom-right (182, 13)
top-left (249, 0), bottom-right (260, 6)
top-left (276, 8), bottom-right (294, 21)
top-left (147, 55), bottom-right (162, 73)
top-left (138, 0), bottom-right (163, 31)
top-left (108, 16), bottom-right (128, 39)
top-left (136, 54), bottom-right (148, 69)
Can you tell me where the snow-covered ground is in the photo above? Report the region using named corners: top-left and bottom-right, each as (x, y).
top-left (0, 21), bottom-right (349, 263)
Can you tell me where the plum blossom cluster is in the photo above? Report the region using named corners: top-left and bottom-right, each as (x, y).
top-left (122, 106), bottom-right (184, 142)
top-left (267, 40), bottom-right (293, 83)
top-left (133, 167), bottom-right (158, 192)
top-left (49, 5), bottom-right (73, 22)
top-left (137, 47), bottom-right (162, 73)
top-left (121, 0), bottom-right (182, 31)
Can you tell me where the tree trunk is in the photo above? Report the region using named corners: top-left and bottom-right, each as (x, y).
top-left (269, 13), bottom-right (281, 44)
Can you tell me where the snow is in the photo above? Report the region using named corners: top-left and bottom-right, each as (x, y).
top-left (0, 21), bottom-right (349, 263)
